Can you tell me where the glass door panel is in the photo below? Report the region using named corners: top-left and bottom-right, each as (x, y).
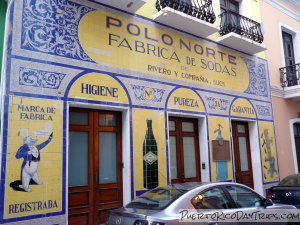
top-left (238, 137), bottom-right (249, 172)
top-left (169, 136), bottom-right (178, 179)
top-left (99, 132), bottom-right (117, 184)
top-left (183, 136), bottom-right (196, 178)
top-left (69, 131), bottom-right (88, 187)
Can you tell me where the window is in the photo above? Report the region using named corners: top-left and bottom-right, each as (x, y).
top-left (220, 0), bottom-right (239, 28)
top-left (126, 186), bottom-right (187, 210)
top-left (225, 185), bottom-right (264, 208)
top-left (191, 187), bottom-right (231, 209)
top-left (282, 31), bottom-right (295, 67)
top-left (220, 0), bottom-right (239, 14)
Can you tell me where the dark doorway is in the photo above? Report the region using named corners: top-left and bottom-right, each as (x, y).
top-left (68, 108), bottom-right (123, 225)
top-left (232, 121), bottom-right (254, 188)
top-left (282, 31), bottom-right (297, 86)
top-left (294, 123), bottom-right (300, 172)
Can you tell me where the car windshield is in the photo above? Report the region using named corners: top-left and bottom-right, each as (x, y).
top-left (279, 175), bottom-right (300, 186)
top-left (126, 186), bottom-right (187, 210)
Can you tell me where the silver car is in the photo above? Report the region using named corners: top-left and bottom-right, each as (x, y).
top-left (107, 182), bottom-right (297, 225)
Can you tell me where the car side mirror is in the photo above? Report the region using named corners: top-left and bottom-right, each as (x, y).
top-left (263, 198), bottom-right (273, 207)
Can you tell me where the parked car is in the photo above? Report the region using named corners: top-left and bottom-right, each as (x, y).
top-left (107, 182), bottom-right (296, 225)
top-left (267, 174), bottom-right (300, 208)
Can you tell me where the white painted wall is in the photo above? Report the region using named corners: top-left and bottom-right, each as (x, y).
top-left (249, 121), bottom-right (264, 195)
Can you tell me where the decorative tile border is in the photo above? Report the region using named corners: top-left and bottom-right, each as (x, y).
top-left (131, 85), bottom-right (165, 102)
top-left (206, 96), bottom-right (229, 111)
top-left (21, 0), bottom-right (94, 62)
top-left (243, 58), bottom-right (268, 97)
top-left (256, 104), bottom-right (272, 117)
top-left (19, 67), bottom-right (66, 89)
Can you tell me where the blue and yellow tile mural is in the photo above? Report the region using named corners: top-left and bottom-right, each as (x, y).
top-left (0, 0), bottom-right (277, 224)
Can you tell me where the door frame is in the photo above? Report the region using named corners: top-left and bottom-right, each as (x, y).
top-left (231, 120), bottom-right (254, 188)
top-left (279, 23), bottom-right (300, 68)
top-left (230, 119), bottom-right (263, 195)
top-left (167, 113), bottom-right (210, 183)
top-left (290, 118), bottom-right (300, 173)
top-left (66, 103), bottom-right (131, 223)
top-left (169, 116), bottom-right (201, 183)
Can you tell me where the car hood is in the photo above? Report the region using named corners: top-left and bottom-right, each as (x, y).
top-left (268, 203), bottom-right (297, 209)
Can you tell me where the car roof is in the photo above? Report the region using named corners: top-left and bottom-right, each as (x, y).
top-left (171, 182), bottom-right (209, 191)
top-left (170, 182), bottom-right (244, 191)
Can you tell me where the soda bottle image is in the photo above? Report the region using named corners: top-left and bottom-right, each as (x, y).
top-left (143, 118), bottom-right (159, 189)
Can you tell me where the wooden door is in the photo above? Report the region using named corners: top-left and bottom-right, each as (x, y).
top-left (232, 121), bottom-right (254, 188)
top-left (68, 108), bottom-right (123, 225)
top-left (169, 117), bottom-right (201, 183)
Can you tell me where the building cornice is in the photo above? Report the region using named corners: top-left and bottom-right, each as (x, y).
top-left (263, 0), bottom-right (300, 22)
top-left (271, 85), bottom-right (285, 98)
top-left (271, 85), bottom-right (300, 101)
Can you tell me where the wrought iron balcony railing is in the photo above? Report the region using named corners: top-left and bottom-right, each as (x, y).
top-left (280, 63), bottom-right (300, 87)
top-left (219, 11), bottom-right (264, 43)
top-left (155, 0), bottom-right (216, 24)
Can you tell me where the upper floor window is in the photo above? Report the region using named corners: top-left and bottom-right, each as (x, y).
top-left (220, 0), bottom-right (239, 14)
top-left (220, 0), bottom-right (239, 27)
top-left (282, 31), bottom-right (295, 67)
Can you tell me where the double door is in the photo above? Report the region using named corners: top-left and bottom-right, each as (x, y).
top-left (169, 117), bottom-right (201, 183)
top-left (68, 108), bottom-right (123, 225)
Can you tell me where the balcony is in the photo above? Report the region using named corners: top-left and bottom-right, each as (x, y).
top-left (154, 0), bottom-right (218, 38)
top-left (279, 63), bottom-right (300, 100)
top-left (217, 11), bottom-right (266, 55)
top-left (94, 0), bottom-right (147, 13)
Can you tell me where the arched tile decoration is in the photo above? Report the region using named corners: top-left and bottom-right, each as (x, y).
top-left (68, 72), bottom-right (129, 104)
top-left (167, 88), bottom-right (205, 112)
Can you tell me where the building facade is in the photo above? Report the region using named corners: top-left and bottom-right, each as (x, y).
top-left (0, 0), bottom-right (281, 224)
top-left (261, 0), bottom-right (300, 178)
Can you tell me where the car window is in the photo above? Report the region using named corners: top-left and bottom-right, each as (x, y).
top-left (225, 185), bottom-right (264, 208)
top-left (191, 187), bottom-right (231, 209)
top-left (126, 186), bottom-right (187, 210)
top-left (279, 176), bottom-right (299, 186)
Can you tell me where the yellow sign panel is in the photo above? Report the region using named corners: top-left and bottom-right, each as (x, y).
top-left (208, 116), bottom-right (233, 182)
top-left (167, 88), bottom-right (205, 112)
top-left (230, 98), bottom-right (256, 118)
top-left (5, 96), bottom-right (62, 218)
top-left (78, 11), bottom-right (249, 92)
top-left (259, 121), bottom-right (279, 183)
top-left (132, 108), bottom-right (166, 196)
top-left (68, 72), bottom-right (129, 104)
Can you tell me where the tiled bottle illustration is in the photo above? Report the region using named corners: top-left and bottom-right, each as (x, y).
top-left (143, 118), bottom-right (159, 189)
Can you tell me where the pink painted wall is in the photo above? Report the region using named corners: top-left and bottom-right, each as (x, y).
top-left (261, 0), bottom-right (300, 178)
top-left (272, 97), bottom-right (300, 177)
